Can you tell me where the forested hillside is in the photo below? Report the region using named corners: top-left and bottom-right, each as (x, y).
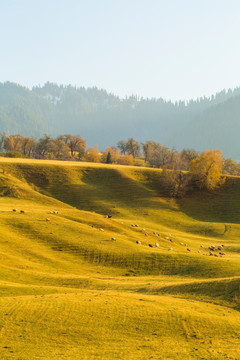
top-left (171, 95), bottom-right (240, 159)
top-left (1, 82), bottom-right (240, 158)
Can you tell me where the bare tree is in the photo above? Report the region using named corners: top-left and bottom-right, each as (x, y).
top-left (58, 134), bottom-right (86, 158)
top-left (143, 140), bottom-right (174, 168)
top-left (160, 168), bottom-right (192, 198)
top-left (4, 134), bottom-right (23, 153)
top-left (36, 134), bottom-right (51, 158)
top-left (125, 138), bottom-right (140, 158)
top-left (180, 148), bottom-right (200, 170)
top-left (117, 140), bottom-right (127, 155)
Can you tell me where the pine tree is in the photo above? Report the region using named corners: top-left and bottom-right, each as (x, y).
top-left (106, 151), bottom-right (112, 164)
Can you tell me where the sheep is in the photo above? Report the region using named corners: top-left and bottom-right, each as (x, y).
top-left (168, 247), bottom-right (173, 251)
top-left (99, 228), bottom-right (104, 232)
top-left (136, 241), bottom-right (141, 245)
top-left (148, 244), bottom-right (153, 248)
top-left (218, 245), bottom-right (222, 250)
top-left (187, 248), bottom-right (191, 252)
top-left (135, 224), bottom-right (139, 227)
top-left (155, 243), bottom-right (159, 247)
top-left (53, 211), bottom-right (58, 214)
top-left (20, 210), bottom-right (25, 214)
top-left (12, 209), bottom-right (18, 212)
top-left (111, 237), bottom-right (116, 241)
top-left (142, 228), bottom-right (146, 232)
top-left (107, 215), bottom-right (112, 218)
top-left (46, 218), bottom-right (50, 222)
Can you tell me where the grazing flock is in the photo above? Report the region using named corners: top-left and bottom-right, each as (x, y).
top-left (12, 209), bottom-right (227, 258)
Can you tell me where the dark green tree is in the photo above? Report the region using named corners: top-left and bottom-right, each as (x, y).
top-left (106, 151), bottom-right (112, 164)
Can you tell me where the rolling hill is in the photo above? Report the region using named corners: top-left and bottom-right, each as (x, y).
top-left (0, 157), bottom-right (239, 359)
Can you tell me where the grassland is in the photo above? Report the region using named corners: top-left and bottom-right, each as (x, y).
top-left (0, 157), bottom-right (239, 360)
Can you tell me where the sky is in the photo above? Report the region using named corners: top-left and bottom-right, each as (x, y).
top-left (1, 0), bottom-right (240, 101)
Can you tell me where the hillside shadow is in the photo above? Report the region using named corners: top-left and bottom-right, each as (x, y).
top-left (9, 163), bottom-right (240, 226)
top-left (45, 167), bottom-right (175, 215)
top-left (176, 177), bottom-right (240, 224)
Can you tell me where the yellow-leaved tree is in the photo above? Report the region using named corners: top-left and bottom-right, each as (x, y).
top-left (189, 150), bottom-right (225, 190)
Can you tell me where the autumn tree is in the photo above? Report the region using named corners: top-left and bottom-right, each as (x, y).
top-left (189, 150), bottom-right (225, 190)
top-left (223, 158), bottom-right (240, 176)
top-left (84, 145), bottom-right (101, 163)
top-left (116, 154), bottom-right (135, 166)
top-left (101, 146), bottom-right (120, 164)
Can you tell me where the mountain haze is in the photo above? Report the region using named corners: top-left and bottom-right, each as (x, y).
top-left (1, 82), bottom-right (240, 158)
top-left (172, 94), bottom-right (240, 159)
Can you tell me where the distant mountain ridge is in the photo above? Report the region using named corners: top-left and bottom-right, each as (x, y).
top-left (170, 94), bottom-right (240, 159)
top-left (1, 81), bottom-right (240, 158)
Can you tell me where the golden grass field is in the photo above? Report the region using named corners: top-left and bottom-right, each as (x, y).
top-left (0, 157), bottom-right (239, 359)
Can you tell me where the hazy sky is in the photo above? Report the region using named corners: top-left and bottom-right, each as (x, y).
top-left (1, 0), bottom-right (240, 100)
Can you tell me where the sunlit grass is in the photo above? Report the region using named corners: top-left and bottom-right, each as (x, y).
top-left (0, 158), bottom-right (239, 359)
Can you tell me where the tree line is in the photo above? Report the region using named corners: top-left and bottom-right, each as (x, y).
top-left (0, 133), bottom-right (136, 165)
top-left (0, 133), bottom-right (201, 169)
top-left (1, 133), bottom-right (239, 174)
top-left (1, 132), bottom-right (238, 195)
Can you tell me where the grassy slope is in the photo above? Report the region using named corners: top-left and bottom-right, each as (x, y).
top-left (0, 158), bottom-right (239, 360)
